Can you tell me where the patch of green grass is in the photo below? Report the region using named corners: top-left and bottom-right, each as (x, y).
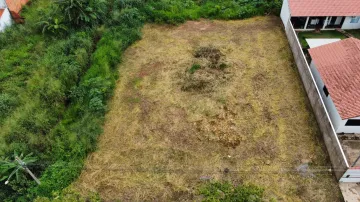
top-left (219, 63), bottom-right (227, 70)
top-left (132, 77), bottom-right (143, 88)
top-left (297, 31), bottom-right (346, 48)
top-left (126, 97), bottom-right (141, 103)
top-left (189, 64), bottom-right (201, 74)
top-left (199, 181), bottom-right (264, 202)
top-left (347, 29), bottom-right (360, 39)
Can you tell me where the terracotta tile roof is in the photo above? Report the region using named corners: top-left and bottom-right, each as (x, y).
top-left (288, 0), bottom-right (360, 17)
top-left (0, 9), bottom-right (4, 18)
top-left (6, 0), bottom-right (29, 14)
top-left (309, 38), bottom-right (360, 120)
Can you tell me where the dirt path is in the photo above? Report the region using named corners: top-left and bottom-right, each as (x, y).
top-left (73, 17), bottom-right (341, 201)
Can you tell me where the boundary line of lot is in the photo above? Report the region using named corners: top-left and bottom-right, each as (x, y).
top-left (284, 19), bottom-right (349, 180)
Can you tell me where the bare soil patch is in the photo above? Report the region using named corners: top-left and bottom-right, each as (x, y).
top-left (73, 17), bottom-right (341, 201)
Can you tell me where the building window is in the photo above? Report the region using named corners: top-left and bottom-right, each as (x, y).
top-left (345, 119), bottom-right (360, 126)
top-left (350, 16), bottom-right (360, 23)
top-left (323, 86), bottom-right (329, 97)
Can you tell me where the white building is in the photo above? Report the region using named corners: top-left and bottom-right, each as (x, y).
top-left (0, 0), bottom-right (11, 32)
top-left (281, 0), bottom-right (360, 30)
top-left (0, 0), bottom-right (30, 32)
top-left (308, 38), bottom-right (360, 134)
top-left (0, 8), bottom-right (12, 32)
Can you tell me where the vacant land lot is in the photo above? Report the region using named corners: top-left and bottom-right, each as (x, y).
top-left (73, 16), bottom-right (341, 201)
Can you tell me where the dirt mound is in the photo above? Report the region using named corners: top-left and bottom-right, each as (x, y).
top-left (181, 46), bottom-right (232, 92)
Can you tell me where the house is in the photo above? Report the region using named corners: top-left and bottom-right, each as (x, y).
top-left (0, 8), bottom-right (11, 32)
top-left (5, 0), bottom-right (30, 23)
top-left (0, 0), bottom-right (11, 32)
top-left (308, 37), bottom-right (360, 133)
top-left (281, 0), bottom-right (360, 30)
top-left (0, 0), bottom-right (29, 32)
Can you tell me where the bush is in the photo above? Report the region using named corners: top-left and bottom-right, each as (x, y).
top-left (28, 23), bottom-right (142, 199)
top-left (0, 94), bottom-right (18, 123)
top-left (189, 64), bottom-right (201, 74)
top-left (110, 8), bottom-right (145, 27)
top-left (144, 0), bottom-right (282, 24)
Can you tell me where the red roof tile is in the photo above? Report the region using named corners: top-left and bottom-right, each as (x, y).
top-left (288, 0), bottom-right (360, 17)
top-left (6, 0), bottom-right (29, 14)
top-left (309, 38), bottom-right (360, 120)
top-left (0, 9), bottom-right (4, 18)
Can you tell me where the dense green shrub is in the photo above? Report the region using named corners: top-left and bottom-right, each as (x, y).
top-left (28, 22), bottom-right (142, 199)
top-left (143, 0), bottom-right (282, 24)
top-left (56, 0), bottom-right (108, 28)
top-left (0, 94), bottom-right (18, 123)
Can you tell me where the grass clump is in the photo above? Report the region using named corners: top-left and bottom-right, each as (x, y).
top-left (189, 64), bottom-right (201, 74)
top-left (199, 181), bottom-right (264, 202)
top-left (194, 46), bottom-right (227, 69)
top-left (182, 46), bottom-right (231, 92)
top-left (347, 29), bottom-right (360, 39)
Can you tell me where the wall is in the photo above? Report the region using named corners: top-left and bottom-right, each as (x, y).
top-left (337, 116), bottom-right (360, 134)
top-left (0, 8), bottom-right (12, 32)
top-left (340, 169), bottom-right (360, 182)
top-left (342, 16), bottom-right (360, 30)
top-left (309, 61), bottom-right (342, 131)
top-left (284, 20), bottom-right (349, 180)
top-left (280, 0), bottom-right (290, 27)
top-left (0, 0), bottom-right (6, 8)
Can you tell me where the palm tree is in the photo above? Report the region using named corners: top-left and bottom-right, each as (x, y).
top-left (39, 18), bottom-right (68, 35)
top-left (0, 151), bottom-right (40, 185)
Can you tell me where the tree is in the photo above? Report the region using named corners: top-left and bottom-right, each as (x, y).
top-left (39, 18), bottom-right (68, 35)
top-left (0, 151), bottom-right (40, 185)
top-left (55, 0), bottom-right (107, 27)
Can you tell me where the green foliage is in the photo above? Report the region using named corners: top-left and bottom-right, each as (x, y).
top-left (0, 151), bottom-right (37, 184)
top-left (110, 7), bottom-right (145, 27)
top-left (189, 64), bottom-right (201, 74)
top-left (28, 21), bottom-right (142, 199)
top-left (144, 0), bottom-right (282, 24)
top-left (0, 94), bottom-right (18, 123)
top-left (144, 0), bottom-right (200, 24)
top-left (199, 181), bottom-right (264, 202)
top-left (55, 0), bottom-right (108, 27)
top-left (35, 188), bottom-right (101, 202)
top-left (38, 18), bottom-right (68, 35)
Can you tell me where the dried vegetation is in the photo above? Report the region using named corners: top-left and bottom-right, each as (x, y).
top-left (73, 17), bottom-right (341, 201)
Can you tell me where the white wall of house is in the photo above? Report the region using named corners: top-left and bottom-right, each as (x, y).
top-left (337, 116), bottom-right (360, 133)
top-left (0, 0), bottom-right (7, 8)
top-left (341, 16), bottom-right (360, 30)
top-left (280, 0), bottom-right (291, 27)
top-left (340, 169), bottom-right (360, 182)
top-left (0, 8), bottom-right (12, 32)
top-left (310, 61), bottom-right (360, 134)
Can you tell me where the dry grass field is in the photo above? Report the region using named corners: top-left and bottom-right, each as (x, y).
top-left (73, 16), bottom-right (342, 201)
